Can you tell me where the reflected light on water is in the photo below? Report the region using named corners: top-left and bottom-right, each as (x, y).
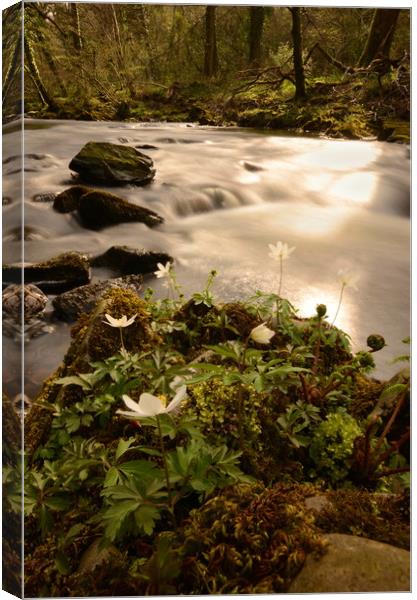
top-left (295, 286), bottom-right (355, 334)
top-left (296, 141), bottom-right (382, 171)
top-left (236, 171), bottom-right (262, 184)
top-left (330, 172), bottom-right (377, 206)
top-left (284, 204), bottom-right (353, 237)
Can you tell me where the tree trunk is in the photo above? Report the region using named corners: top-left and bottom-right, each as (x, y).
top-left (358, 8), bottom-right (400, 67)
top-left (204, 6), bottom-right (218, 77)
top-left (290, 7), bottom-right (306, 99)
top-left (248, 7), bottom-right (265, 67)
top-left (3, 31), bottom-right (22, 107)
top-left (24, 37), bottom-right (55, 109)
top-left (70, 3), bottom-right (83, 53)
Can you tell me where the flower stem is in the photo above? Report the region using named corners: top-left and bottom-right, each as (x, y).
top-left (278, 255), bottom-right (283, 297)
top-left (156, 415), bottom-right (176, 527)
top-left (119, 327), bottom-right (125, 351)
top-left (312, 317), bottom-right (322, 376)
top-left (331, 283), bottom-right (345, 326)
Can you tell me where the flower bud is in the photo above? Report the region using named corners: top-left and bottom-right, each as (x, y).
top-left (366, 334), bottom-right (386, 352)
top-left (316, 304), bottom-right (327, 318)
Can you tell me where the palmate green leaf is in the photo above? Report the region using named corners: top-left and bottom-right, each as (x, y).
top-left (134, 504), bottom-right (162, 536)
top-left (103, 500), bottom-right (140, 541)
top-left (118, 460), bottom-right (163, 483)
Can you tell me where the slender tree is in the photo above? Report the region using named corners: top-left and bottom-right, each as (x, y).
top-left (289, 7), bottom-right (306, 99)
top-left (24, 36), bottom-right (56, 109)
top-left (2, 31), bottom-right (22, 107)
top-left (248, 6), bottom-right (265, 67)
top-left (358, 8), bottom-right (400, 67)
top-left (70, 3), bottom-right (83, 53)
top-left (204, 6), bottom-right (218, 77)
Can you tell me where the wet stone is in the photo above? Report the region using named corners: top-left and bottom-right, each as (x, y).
top-left (69, 141), bottom-right (155, 186)
top-left (3, 284), bottom-right (48, 321)
top-left (91, 245), bottom-right (173, 276)
top-left (31, 192), bottom-right (58, 203)
top-left (3, 251), bottom-right (91, 293)
top-left (54, 186), bottom-right (164, 229)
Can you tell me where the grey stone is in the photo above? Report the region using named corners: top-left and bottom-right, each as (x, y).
top-left (288, 533), bottom-right (410, 593)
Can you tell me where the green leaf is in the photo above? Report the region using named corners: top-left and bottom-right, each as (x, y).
top-left (118, 460), bottom-right (162, 482)
top-left (380, 383), bottom-right (407, 403)
top-left (55, 551), bottom-right (71, 575)
top-left (134, 504), bottom-right (162, 536)
top-left (115, 437), bottom-right (138, 461)
top-left (65, 415), bottom-right (81, 434)
top-left (104, 467), bottom-right (120, 488)
top-left (44, 496), bottom-right (71, 511)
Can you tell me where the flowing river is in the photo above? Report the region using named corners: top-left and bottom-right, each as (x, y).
top-left (2, 119), bottom-right (410, 399)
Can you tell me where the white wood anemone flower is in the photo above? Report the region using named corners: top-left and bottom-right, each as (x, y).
top-left (250, 322), bottom-right (275, 344)
top-left (103, 313), bottom-right (137, 328)
top-left (117, 385), bottom-right (187, 419)
top-left (268, 241), bottom-right (296, 261)
top-left (337, 268), bottom-right (360, 290)
top-left (154, 262), bottom-right (172, 279)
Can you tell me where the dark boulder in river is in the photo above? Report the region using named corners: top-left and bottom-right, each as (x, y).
top-left (91, 245), bottom-right (173, 276)
top-left (52, 274), bottom-right (143, 321)
top-left (54, 186), bottom-right (164, 230)
top-left (3, 251), bottom-right (91, 293)
top-left (69, 142), bottom-right (155, 185)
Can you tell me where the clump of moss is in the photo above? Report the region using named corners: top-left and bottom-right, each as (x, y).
top-left (175, 482), bottom-right (325, 594)
top-left (187, 378), bottom-right (263, 445)
top-left (315, 489), bottom-right (410, 550)
top-left (2, 393), bottom-right (21, 461)
top-left (309, 412), bottom-right (362, 485)
top-left (349, 374), bottom-right (384, 420)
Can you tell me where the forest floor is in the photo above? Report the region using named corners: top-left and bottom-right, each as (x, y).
top-left (25, 71), bottom-right (410, 142)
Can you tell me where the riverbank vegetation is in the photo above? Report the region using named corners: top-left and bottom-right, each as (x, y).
top-left (3, 4), bottom-right (410, 141)
top-left (4, 259), bottom-right (410, 595)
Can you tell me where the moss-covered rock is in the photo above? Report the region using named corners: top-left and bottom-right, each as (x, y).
top-left (91, 245), bottom-right (172, 275)
top-left (69, 142), bottom-right (155, 185)
top-left (314, 488), bottom-right (410, 550)
top-left (52, 275), bottom-right (143, 321)
top-left (65, 287), bottom-right (158, 365)
top-left (78, 190), bottom-right (163, 230)
top-left (3, 251), bottom-right (91, 293)
top-left (25, 368), bottom-right (64, 457)
top-left (53, 185), bottom-right (92, 213)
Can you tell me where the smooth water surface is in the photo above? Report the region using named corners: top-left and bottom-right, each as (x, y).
top-left (2, 119), bottom-right (410, 396)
